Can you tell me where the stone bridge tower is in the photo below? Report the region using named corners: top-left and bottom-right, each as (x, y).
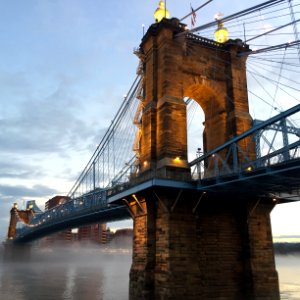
top-left (128, 18), bottom-right (279, 300)
top-left (137, 18), bottom-right (253, 180)
top-left (7, 203), bottom-right (35, 240)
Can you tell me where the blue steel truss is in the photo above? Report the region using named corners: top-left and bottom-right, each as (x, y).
top-left (190, 104), bottom-right (300, 182)
top-left (14, 189), bottom-right (130, 242)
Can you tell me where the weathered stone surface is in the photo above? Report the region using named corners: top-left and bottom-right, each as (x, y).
top-left (138, 18), bottom-right (254, 179)
top-left (129, 191), bottom-right (279, 300)
top-left (129, 18), bottom-right (279, 300)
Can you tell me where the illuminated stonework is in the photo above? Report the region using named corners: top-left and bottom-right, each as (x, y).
top-left (129, 18), bottom-right (279, 300)
top-left (137, 18), bottom-right (253, 179)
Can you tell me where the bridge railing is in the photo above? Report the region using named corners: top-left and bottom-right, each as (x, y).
top-left (190, 104), bottom-right (300, 181)
top-left (15, 188), bottom-right (110, 238)
top-left (106, 104), bottom-right (300, 195)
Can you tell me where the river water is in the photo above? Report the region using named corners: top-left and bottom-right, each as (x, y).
top-left (275, 255), bottom-right (300, 299)
top-left (0, 245), bottom-right (299, 300)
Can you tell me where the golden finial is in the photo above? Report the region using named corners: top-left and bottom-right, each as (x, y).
top-left (214, 13), bottom-right (229, 43)
top-left (154, 0), bottom-right (170, 23)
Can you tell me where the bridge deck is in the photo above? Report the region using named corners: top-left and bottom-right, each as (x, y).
top-left (107, 158), bottom-right (300, 205)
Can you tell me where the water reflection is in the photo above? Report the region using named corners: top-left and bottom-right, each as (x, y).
top-left (276, 254), bottom-right (300, 300)
top-left (1, 244), bottom-right (300, 300)
top-left (0, 244), bottom-right (131, 300)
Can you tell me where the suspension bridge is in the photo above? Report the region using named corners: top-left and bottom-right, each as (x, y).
top-left (11, 100), bottom-right (300, 242)
top-left (6, 0), bottom-right (300, 298)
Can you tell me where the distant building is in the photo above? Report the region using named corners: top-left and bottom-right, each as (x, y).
top-left (109, 228), bottom-right (133, 248)
top-left (25, 200), bottom-right (43, 214)
top-left (43, 195), bottom-right (108, 245)
top-left (45, 195), bottom-right (70, 210)
top-left (73, 224), bottom-right (107, 244)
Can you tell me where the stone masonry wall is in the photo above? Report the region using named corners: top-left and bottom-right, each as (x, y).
top-left (129, 190), bottom-right (280, 300)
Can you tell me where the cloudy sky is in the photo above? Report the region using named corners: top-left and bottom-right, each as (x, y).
top-left (0, 0), bottom-right (299, 241)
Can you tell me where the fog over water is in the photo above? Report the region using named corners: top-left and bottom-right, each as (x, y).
top-left (0, 245), bottom-right (299, 300)
top-left (0, 244), bottom-right (131, 300)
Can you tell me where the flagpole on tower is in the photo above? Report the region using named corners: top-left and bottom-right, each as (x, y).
top-left (180, 0), bottom-right (213, 22)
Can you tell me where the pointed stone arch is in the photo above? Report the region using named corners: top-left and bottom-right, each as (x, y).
top-left (185, 97), bottom-right (205, 162)
top-left (184, 81), bottom-right (227, 153)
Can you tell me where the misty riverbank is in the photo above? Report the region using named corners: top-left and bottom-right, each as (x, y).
top-left (274, 243), bottom-right (300, 255)
top-left (1, 241), bottom-right (300, 259)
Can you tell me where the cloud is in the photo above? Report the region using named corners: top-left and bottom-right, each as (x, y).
top-left (0, 75), bottom-right (100, 155)
top-left (0, 184), bottom-right (58, 198)
top-left (0, 71), bottom-right (31, 100)
top-left (0, 160), bottom-right (43, 179)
